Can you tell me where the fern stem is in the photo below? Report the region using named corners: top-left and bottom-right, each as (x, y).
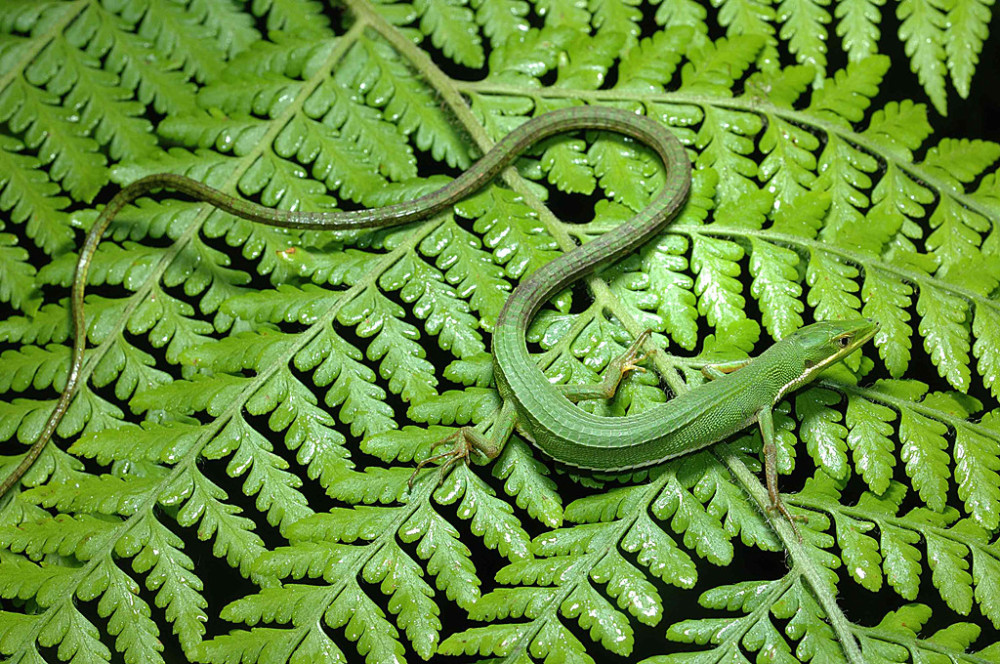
top-left (722, 453), bottom-right (867, 664)
top-left (356, 0), bottom-right (690, 394)
top-left (458, 82), bottom-right (998, 235)
top-left (831, 381), bottom-right (1000, 445)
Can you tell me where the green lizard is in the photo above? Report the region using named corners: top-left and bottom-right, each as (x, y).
top-left (1, 107), bottom-right (878, 528)
top-left (408, 107), bottom-right (878, 526)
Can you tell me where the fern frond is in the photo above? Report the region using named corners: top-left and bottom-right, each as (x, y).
top-left (2, 1), bottom-right (1000, 663)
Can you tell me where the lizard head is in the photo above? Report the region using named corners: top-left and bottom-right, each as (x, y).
top-left (780, 318), bottom-right (879, 391)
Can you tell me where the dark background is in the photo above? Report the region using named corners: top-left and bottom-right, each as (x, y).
top-left (5, 4), bottom-right (1000, 663)
top-left (878, 9), bottom-right (1000, 145)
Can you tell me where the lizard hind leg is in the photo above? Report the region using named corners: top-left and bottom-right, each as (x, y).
top-left (407, 400), bottom-right (516, 489)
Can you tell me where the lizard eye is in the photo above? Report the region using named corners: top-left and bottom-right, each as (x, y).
top-left (835, 336), bottom-right (850, 349)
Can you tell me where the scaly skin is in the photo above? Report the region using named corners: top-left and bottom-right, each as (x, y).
top-left (497, 318), bottom-right (878, 470)
top-left (0, 107), bottom-right (682, 497)
top-left (1, 106), bottom-right (877, 506)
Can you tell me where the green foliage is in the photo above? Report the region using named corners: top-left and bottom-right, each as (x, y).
top-left (0, 1), bottom-right (999, 663)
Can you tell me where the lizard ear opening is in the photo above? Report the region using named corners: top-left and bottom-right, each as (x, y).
top-left (803, 358), bottom-right (816, 368)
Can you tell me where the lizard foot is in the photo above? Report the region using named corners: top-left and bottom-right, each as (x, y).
top-left (587, 329), bottom-right (656, 400)
top-left (766, 497), bottom-right (808, 541)
top-left (407, 427), bottom-right (499, 490)
top-left (618, 329), bottom-right (655, 375)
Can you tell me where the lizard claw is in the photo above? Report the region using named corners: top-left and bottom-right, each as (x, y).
top-left (407, 427), bottom-right (483, 490)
